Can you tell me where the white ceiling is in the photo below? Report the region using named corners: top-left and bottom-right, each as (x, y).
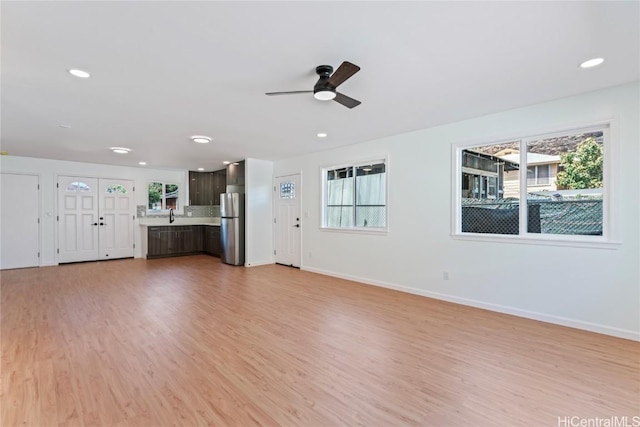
top-left (1, 1), bottom-right (638, 171)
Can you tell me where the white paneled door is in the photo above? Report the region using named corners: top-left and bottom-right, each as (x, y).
top-left (58, 176), bottom-right (134, 263)
top-left (274, 174), bottom-right (301, 267)
top-left (99, 179), bottom-right (135, 260)
top-left (1, 173), bottom-right (40, 269)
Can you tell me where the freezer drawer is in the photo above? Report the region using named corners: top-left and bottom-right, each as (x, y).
top-left (220, 217), bottom-right (244, 266)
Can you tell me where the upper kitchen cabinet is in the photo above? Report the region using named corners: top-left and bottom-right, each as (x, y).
top-left (213, 169), bottom-right (226, 205)
top-left (226, 161), bottom-right (245, 190)
top-left (189, 169), bottom-right (227, 205)
top-left (188, 171), bottom-right (214, 205)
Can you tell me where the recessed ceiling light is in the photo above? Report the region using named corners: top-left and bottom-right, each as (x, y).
top-left (139, 161), bottom-right (147, 166)
top-left (232, 162), bottom-right (240, 166)
top-left (197, 167), bottom-right (204, 171)
top-left (579, 58), bottom-right (604, 69)
top-left (59, 124), bottom-right (72, 129)
top-left (317, 132), bottom-right (328, 138)
top-left (191, 135), bottom-right (212, 144)
top-left (110, 147), bottom-right (131, 154)
top-left (68, 69), bottom-right (91, 78)
top-left (223, 161), bottom-right (231, 165)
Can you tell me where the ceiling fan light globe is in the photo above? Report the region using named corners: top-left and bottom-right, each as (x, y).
top-left (314, 89), bottom-right (336, 101)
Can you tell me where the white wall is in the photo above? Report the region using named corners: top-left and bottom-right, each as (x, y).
top-left (274, 82), bottom-right (640, 340)
top-left (0, 156), bottom-right (187, 264)
top-left (245, 158), bottom-right (274, 267)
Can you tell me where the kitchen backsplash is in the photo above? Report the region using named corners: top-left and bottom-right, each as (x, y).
top-left (136, 205), bottom-right (220, 218)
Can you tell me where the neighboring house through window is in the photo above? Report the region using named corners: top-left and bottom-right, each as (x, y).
top-left (148, 182), bottom-right (180, 214)
top-left (496, 149), bottom-right (561, 197)
top-left (454, 125), bottom-right (610, 244)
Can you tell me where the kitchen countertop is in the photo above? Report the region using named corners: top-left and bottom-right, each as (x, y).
top-left (138, 217), bottom-right (220, 227)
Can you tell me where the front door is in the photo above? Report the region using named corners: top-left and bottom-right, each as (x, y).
top-left (274, 174), bottom-right (301, 267)
top-left (58, 176), bottom-right (134, 263)
top-left (99, 179), bottom-right (135, 260)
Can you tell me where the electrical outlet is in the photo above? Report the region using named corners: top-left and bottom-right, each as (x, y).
top-left (187, 212), bottom-right (193, 217)
top-left (443, 271), bottom-right (450, 280)
top-left (308, 251), bottom-right (312, 258)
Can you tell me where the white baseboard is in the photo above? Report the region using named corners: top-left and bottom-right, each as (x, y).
top-left (245, 260), bottom-right (275, 267)
top-left (302, 266), bottom-right (640, 342)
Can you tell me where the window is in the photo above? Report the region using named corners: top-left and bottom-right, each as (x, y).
top-left (527, 164), bottom-right (551, 186)
top-left (323, 159), bottom-right (387, 230)
top-left (148, 182), bottom-right (180, 214)
top-left (454, 125), bottom-right (610, 244)
top-left (105, 184), bottom-right (127, 194)
top-left (280, 181), bottom-right (295, 199)
top-left (65, 181), bottom-right (91, 192)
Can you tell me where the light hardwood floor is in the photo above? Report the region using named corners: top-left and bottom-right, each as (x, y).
top-left (1, 255), bottom-right (638, 426)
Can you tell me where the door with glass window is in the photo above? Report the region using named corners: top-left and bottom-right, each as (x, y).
top-left (58, 176), bottom-right (134, 263)
top-left (99, 179), bottom-right (135, 259)
top-left (274, 174), bottom-right (301, 267)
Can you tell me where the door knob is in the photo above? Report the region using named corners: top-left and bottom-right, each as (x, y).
top-left (293, 224), bottom-right (300, 228)
top-left (92, 223), bottom-right (98, 226)
top-left (100, 222), bottom-right (106, 226)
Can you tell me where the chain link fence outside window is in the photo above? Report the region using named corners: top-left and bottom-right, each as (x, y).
top-left (461, 198), bottom-right (602, 235)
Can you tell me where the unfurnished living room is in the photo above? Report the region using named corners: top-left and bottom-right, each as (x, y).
top-left (1, 2), bottom-right (638, 426)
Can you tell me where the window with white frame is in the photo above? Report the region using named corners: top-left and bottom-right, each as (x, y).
top-left (148, 182), bottom-right (180, 214)
top-left (454, 124), bottom-right (610, 242)
top-left (323, 159), bottom-right (387, 230)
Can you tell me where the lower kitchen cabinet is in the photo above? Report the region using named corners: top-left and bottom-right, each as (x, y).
top-left (147, 227), bottom-right (169, 256)
top-left (147, 225), bottom-right (219, 259)
top-left (203, 226), bottom-right (221, 257)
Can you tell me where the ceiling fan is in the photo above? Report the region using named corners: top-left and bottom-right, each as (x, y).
top-left (266, 61), bottom-right (361, 108)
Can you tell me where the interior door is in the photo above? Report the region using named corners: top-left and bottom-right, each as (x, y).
top-left (99, 179), bottom-right (134, 259)
top-left (1, 173), bottom-right (40, 269)
top-left (58, 176), bottom-right (100, 263)
top-left (274, 174), bottom-right (301, 267)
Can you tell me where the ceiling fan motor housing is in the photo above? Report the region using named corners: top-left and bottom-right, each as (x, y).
top-left (315, 65), bottom-right (334, 78)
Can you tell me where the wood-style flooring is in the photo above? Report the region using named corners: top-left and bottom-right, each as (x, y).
top-left (1, 255), bottom-right (638, 426)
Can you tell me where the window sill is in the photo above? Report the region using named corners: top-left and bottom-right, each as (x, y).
top-left (451, 233), bottom-right (621, 250)
top-left (321, 226), bottom-right (388, 236)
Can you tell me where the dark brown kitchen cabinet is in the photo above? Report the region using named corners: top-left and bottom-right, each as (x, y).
top-left (226, 161), bottom-right (245, 187)
top-left (147, 227), bottom-right (169, 257)
top-left (212, 169), bottom-right (226, 205)
top-left (189, 171), bottom-right (215, 206)
top-left (147, 225), bottom-right (218, 259)
top-left (203, 225), bottom-right (221, 257)
top-left (147, 226), bottom-right (203, 258)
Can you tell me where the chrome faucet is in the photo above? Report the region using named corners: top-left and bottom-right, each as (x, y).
top-left (169, 208), bottom-right (175, 223)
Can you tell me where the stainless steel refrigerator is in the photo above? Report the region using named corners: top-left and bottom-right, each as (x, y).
top-left (220, 193), bottom-right (245, 266)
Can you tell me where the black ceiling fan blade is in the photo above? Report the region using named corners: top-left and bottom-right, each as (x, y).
top-left (265, 90), bottom-right (313, 96)
top-left (326, 61), bottom-right (360, 89)
top-left (334, 92), bottom-right (361, 109)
